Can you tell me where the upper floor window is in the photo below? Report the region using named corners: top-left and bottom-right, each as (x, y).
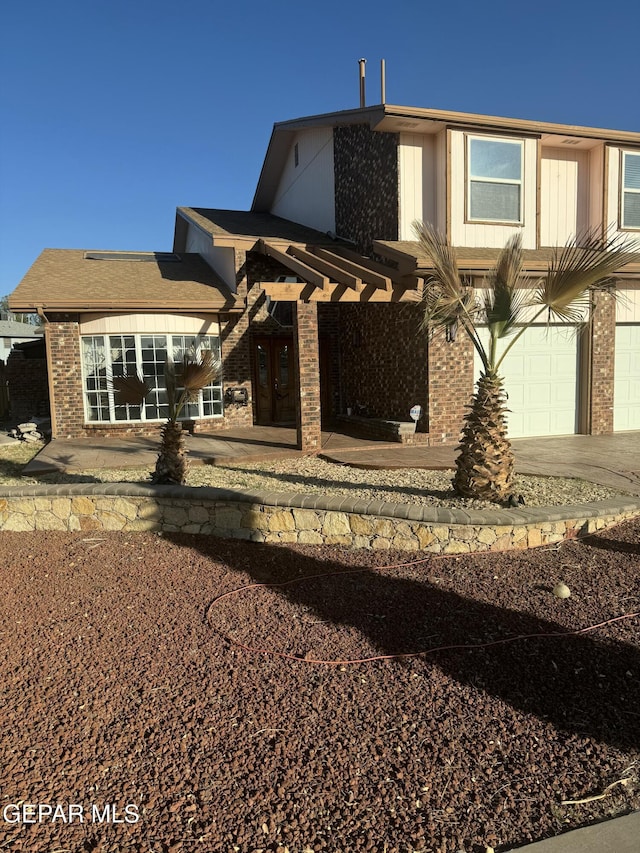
top-left (467, 136), bottom-right (523, 224)
top-left (621, 151), bottom-right (640, 230)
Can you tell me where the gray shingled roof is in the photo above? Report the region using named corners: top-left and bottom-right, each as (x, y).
top-left (0, 319), bottom-right (43, 337)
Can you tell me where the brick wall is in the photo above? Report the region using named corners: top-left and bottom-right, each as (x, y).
top-left (338, 303), bottom-right (430, 429)
top-left (333, 124), bottom-right (399, 255)
top-left (293, 301), bottom-right (321, 451)
top-left (427, 328), bottom-right (475, 444)
top-left (5, 352), bottom-right (49, 422)
top-left (588, 291), bottom-right (616, 434)
top-left (318, 304), bottom-right (341, 421)
top-left (338, 304), bottom-right (473, 443)
top-left (46, 320), bottom-right (85, 438)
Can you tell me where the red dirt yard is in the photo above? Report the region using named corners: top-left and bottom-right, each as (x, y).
top-left (0, 521), bottom-right (639, 853)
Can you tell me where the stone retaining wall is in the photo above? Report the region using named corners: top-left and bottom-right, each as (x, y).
top-left (1, 484), bottom-right (638, 552)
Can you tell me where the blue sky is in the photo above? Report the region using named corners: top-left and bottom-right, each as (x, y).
top-left (1, 0), bottom-right (639, 299)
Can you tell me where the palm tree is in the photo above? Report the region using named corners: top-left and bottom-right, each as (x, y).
top-left (112, 348), bottom-right (222, 485)
top-left (414, 222), bottom-right (638, 503)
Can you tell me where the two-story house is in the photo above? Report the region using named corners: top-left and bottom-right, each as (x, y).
top-left (9, 103), bottom-right (640, 448)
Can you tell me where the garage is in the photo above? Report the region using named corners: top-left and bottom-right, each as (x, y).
top-left (614, 325), bottom-right (640, 430)
top-left (475, 325), bottom-right (579, 438)
top-left (614, 288), bottom-right (640, 432)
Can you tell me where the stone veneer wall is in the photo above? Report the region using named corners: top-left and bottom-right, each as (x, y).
top-left (1, 485), bottom-right (638, 553)
top-left (588, 291), bottom-right (616, 434)
top-left (333, 124), bottom-right (399, 255)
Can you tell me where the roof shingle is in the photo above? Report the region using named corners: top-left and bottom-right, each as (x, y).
top-left (9, 250), bottom-right (244, 313)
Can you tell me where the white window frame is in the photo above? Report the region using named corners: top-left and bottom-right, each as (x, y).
top-left (81, 333), bottom-right (224, 424)
top-left (466, 134), bottom-right (524, 225)
top-left (621, 150), bottom-right (640, 231)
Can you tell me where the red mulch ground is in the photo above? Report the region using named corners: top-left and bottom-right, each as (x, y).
top-left (0, 519), bottom-right (638, 853)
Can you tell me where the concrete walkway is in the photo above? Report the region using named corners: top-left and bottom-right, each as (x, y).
top-left (504, 809), bottom-right (640, 852)
top-left (17, 426), bottom-right (640, 496)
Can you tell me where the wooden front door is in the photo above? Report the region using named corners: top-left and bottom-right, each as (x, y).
top-left (253, 337), bottom-right (296, 425)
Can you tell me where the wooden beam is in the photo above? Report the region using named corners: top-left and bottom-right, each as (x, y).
top-left (287, 245), bottom-right (363, 291)
top-left (329, 245), bottom-right (413, 282)
top-left (259, 282), bottom-right (423, 303)
top-left (259, 240), bottom-right (329, 289)
top-left (309, 247), bottom-right (393, 291)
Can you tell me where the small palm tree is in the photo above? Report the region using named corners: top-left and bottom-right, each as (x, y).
top-left (414, 222), bottom-right (637, 503)
top-left (112, 349), bottom-right (221, 485)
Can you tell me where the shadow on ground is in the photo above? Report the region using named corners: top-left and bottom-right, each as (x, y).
top-left (169, 529), bottom-right (640, 754)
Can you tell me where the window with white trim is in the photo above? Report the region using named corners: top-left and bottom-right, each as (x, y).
top-left (467, 136), bottom-right (524, 223)
top-left (81, 333), bottom-right (223, 423)
top-left (621, 151), bottom-right (640, 229)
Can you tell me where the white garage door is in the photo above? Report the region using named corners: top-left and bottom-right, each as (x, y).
top-left (614, 324), bottom-right (640, 431)
top-left (475, 325), bottom-right (579, 438)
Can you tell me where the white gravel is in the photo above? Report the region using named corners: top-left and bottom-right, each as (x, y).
top-left (13, 455), bottom-right (631, 510)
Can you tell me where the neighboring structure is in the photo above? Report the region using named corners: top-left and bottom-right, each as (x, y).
top-left (0, 315), bottom-right (42, 363)
top-left (9, 102), bottom-right (640, 447)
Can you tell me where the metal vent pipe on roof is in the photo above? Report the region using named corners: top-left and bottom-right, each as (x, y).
top-left (359, 58), bottom-right (366, 108)
top-left (380, 58), bottom-right (386, 104)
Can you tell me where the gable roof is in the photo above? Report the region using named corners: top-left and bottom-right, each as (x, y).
top-left (253, 103), bottom-right (640, 212)
top-left (9, 250), bottom-right (244, 313)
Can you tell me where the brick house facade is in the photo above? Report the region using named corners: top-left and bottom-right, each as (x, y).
top-left (9, 103), bottom-right (640, 445)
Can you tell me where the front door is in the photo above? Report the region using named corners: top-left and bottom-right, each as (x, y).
top-left (253, 337), bottom-right (296, 424)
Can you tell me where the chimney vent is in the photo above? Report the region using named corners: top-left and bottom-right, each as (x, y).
top-left (358, 58), bottom-right (366, 108)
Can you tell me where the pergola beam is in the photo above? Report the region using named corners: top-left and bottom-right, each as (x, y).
top-left (259, 282), bottom-right (422, 303)
top-left (259, 240), bottom-right (329, 289)
top-left (287, 245), bottom-right (363, 291)
top-left (309, 247), bottom-right (393, 291)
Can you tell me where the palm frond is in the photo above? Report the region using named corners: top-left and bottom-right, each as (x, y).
top-left (164, 358), bottom-right (177, 414)
top-left (482, 232), bottom-right (531, 338)
top-left (413, 221), bottom-right (472, 327)
top-left (110, 373), bottom-right (151, 406)
top-left (180, 351), bottom-right (222, 402)
top-left (535, 229), bottom-right (639, 322)
top-left (414, 220), bottom-right (487, 368)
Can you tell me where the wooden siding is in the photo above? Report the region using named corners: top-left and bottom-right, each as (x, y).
top-left (449, 130), bottom-right (538, 249)
top-left (616, 285), bottom-right (640, 322)
top-left (79, 313), bottom-right (221, 336)
top-left (271, 127), bottom-right (335, 234)
top-left (398, 133), bottom-right (436, 239)
top-left (539, 148), bottom-right (589, 246)
top-left (184, 223), bottom-right (236, 290)
top-left (589, 143), bottom-right (605, 234)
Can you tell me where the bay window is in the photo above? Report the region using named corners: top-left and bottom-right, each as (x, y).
top-left (82, 333), bottom-right (223, 423)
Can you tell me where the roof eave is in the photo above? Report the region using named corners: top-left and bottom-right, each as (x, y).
top-left (8, 299), bottom-right (245, 314)
top-left (251, 103), bottom-right (640, 213)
